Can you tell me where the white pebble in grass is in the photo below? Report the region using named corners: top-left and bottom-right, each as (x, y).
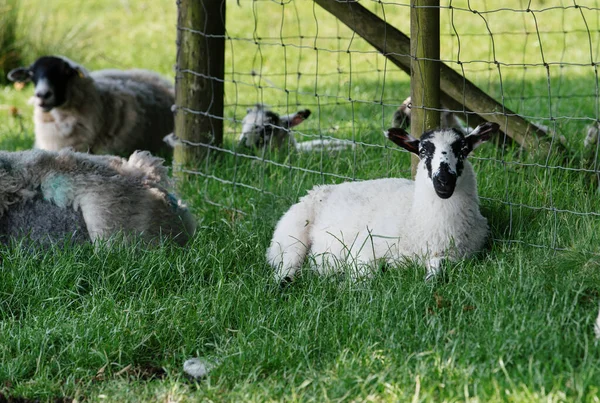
top-left (595, 306), bottom-right (600, 340)
top-left (183, 358), bottom-right (211, 379)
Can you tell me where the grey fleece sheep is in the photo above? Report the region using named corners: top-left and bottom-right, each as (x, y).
top-left (7, 56), bottom-right (174, 156)
top-left (0, 149), bottom-right (196, 246)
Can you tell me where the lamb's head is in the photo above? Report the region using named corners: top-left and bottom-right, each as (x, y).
top-left (238, 104), bottom-right (311, 148)
top-left (386, 122), bottom-right (499, 199)
top-left (391, 96), bottom-right (412, 129)
top-left (7, 56), bottom-right (89, 112)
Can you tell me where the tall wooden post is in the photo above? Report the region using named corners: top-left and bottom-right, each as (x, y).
top-left (174, 0), bottom-right (225, 169)
top-left (410, 0), bottom-right (440, 176)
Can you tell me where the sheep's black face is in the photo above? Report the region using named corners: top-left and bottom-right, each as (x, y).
top-left (7, 56), bottom-right (79, 112)
top-left (30, 57), bottom-right (79, 111)
top-left (385, 122), bottom-right (500, 199)
top-left (237, 104), bottom-right (311, 148)
top-left (419, 129), bottom-right (467, 199)
top-left (391, 97), bottom-right (412, 129)
top-left (238, 106), bottom-right (281, 148)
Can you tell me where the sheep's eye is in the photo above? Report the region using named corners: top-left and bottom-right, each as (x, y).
top-left (452, 140), bottom-right (468, 157)
top-left (420, 142), bottom-right (435, 158)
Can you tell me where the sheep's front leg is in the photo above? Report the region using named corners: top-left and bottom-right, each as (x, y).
top-left (425, 256), bottom-right (443, 281)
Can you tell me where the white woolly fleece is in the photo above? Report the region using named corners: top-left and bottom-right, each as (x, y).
top-left (266, 158), bottom-right (488, 282)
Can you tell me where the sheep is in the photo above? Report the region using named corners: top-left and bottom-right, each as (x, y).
top-left (7, 56), bottom-right (174, 156)
top-left (392, 96), bottom-right (468, 134)
top-left (595, 305), bottom-right (600, 340)
top-left (266, 122), bottom-right (499, 284)
top-left (584, 121), bottom-right (600, 149)
top-left (0, 148), bottom-right (196, 246)
top-left (237, 104), bottom-right (352, 152)
top-left (393, 96), bottom-right (567, 149)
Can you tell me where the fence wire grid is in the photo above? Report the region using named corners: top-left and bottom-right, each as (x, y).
top-left (175, 0), bottom-right (600, 256)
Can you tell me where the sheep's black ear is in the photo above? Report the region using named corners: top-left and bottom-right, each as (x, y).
top-left (385, 127), bottom-right (420, 155)
top-left (73, 66), bottom-right (86, 78)
top-left (465, 122), bottom-right (499, 154)
top-left (7, 67), bottom-right (32, 83)
top-left (62, 63), bottom-right (80, 78)
top-left (282, 109), bottom-right (311, 128)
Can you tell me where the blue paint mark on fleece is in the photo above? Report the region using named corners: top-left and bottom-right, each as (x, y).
top-left (166, 193), bottom-right (180, 211)
top-left (41, 174), bottom-right (74, 208)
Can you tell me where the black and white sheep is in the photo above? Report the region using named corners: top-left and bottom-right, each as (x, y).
top-left (0, 148), bottom-right (196, 245)
top-left (237, 104), bottom-right (352, 151)
top-left (7, 56), bottom-right (174, 156)
top-left (392, 96), bottom-right (468, 134)
top-left (393, 96), bottom-right (569, 150)
top-left (266, 122), bottom-right (499, 283)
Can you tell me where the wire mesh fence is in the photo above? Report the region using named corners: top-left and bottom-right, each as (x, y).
top-left (174, 0), bottom-right (600, 255)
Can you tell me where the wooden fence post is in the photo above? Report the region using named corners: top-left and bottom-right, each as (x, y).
top-left (313, 0), bottom-right (563, 156)
top-left (174, 0), bottom-right (225, 169)
top-left (410, 0), bottom-right (440, 176)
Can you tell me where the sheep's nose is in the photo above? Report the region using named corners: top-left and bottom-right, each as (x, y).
top-left (435, 171), bottom-right (456, 188)
top-left (35, 90), bottom-right (53, 100)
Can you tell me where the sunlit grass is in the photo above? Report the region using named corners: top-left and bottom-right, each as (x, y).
top-left (1, 0), bottom-right (600, 401)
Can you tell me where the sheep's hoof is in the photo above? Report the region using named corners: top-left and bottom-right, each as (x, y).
top-left (279, 276), bottom-right (293, 289)
top-left (424, 270), bottom-right (440, 282)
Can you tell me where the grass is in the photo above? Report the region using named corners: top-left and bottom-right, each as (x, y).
top-left (1, 0), bottom-right (600, 401)
top-left (0, 0), bottom-right (21, 85)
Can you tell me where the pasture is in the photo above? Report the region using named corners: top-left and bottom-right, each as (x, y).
top-left (1, 0), bottom-right (600, 401)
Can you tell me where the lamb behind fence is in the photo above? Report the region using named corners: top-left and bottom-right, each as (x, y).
top-left (173, 0), bottom-right (600, 257)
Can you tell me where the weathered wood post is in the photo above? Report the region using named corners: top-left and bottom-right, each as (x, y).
top-left (314, 0), bottom-right (563, 156)
top-left (410, 0), bottom-right (440, 176)
top-left (174, 0), bottom-right (225, 170)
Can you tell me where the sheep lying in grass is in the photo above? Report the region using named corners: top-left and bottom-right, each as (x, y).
top-left (392, 96), bottom-right (468, 134)
top-left (238, 104), bottom-right (353, 152)
top-left (267, 122), bottom-right (499, 284)
top-left (7, 56), bottom-right (174, 156)
top-left (0, 149), bottom-right (196, 246)
top-left (393, 96), bottom-right (569, 149)
top-left (584, 121), bottom-right (600, 149)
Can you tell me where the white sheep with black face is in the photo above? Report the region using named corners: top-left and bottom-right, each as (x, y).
top-left (266, 122), bottom-right (499, 284)
top-left (392, 96), bottom-right (468, 134)
top-left (7, 56), bottom-right (174, 156)
top-left (238, 104), bottom-right (352, 151)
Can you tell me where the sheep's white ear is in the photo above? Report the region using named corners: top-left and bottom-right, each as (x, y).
top-left (465, 122), bottom-right (499, 153)
top-left (7, 67), bottom-right (32, 83)
top-left (385, 127), bottom-right (420, 155)
top-left (282, 109), bottom-right (311, 128)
